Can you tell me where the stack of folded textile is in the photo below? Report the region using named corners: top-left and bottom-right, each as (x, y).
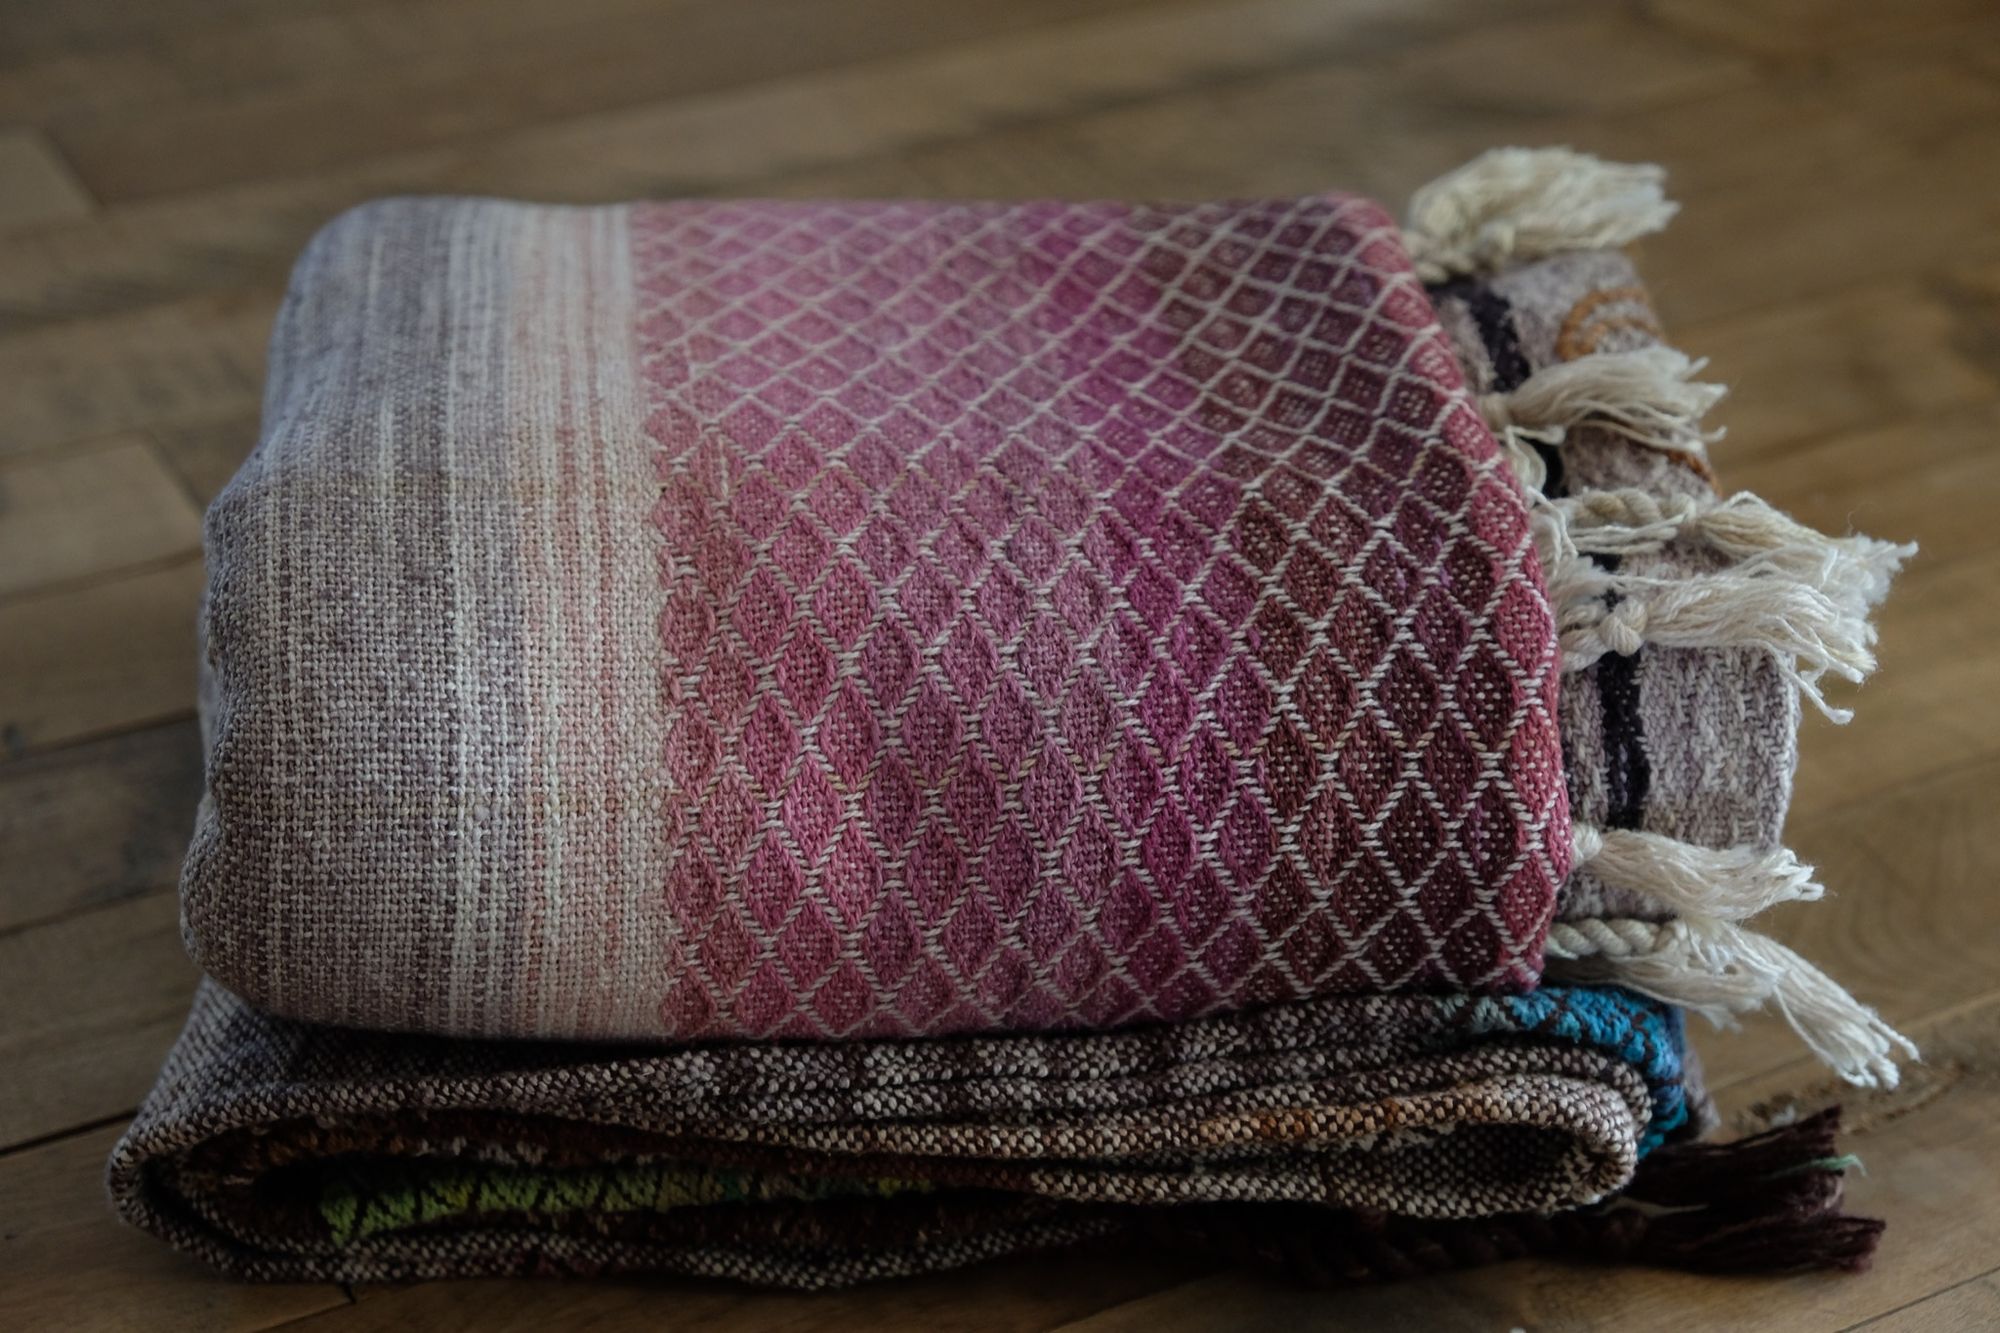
top-left (110, 150), bottom-right (1911, 1289)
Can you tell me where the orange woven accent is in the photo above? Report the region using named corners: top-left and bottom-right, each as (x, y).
top-left (1555, 285), bottom-right (1660, 360)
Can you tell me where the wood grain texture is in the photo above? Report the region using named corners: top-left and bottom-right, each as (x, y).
top-left (1860, 1273), bottom-right (2000, 1332)
top-left (0, 435), bottom-right (203, 596)
top-left (0, 291), bottom-right (272, 457)
top-left (0, 559), bottom-right (202, 756)
top-left (0, 127), bottom-right (94, 231)
top-left (0, 0), bottom-right (1994, 1327)
top-left (42, 0), bottom-right (1170, 203)
top-left (0, 719), bottom-right (203, 932)
top-left (1686, 282), bottom-right (1997, 464)
top-left (150, 411), bottom-right (262, 505)
top-left (0, 1123), bottom-right (349, 1332)
top-left (0, 891), bottom-right (196, 1150)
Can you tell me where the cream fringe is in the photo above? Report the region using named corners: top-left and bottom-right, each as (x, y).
top-left (1403, 147), bottom-right (1679, 283)
top-left (1551, 488), bottom-right (1913, 612)
top-left (1480, 347), bottom-right (1726, 486)
top-left (1531, 487), bottom-right (1913, 722)
top-left (1536, 535), bottom-right (1891, 723)
top-left (1404, 147), bottom-right (1917, 1088)
top-left (1546, 916), bottom-right (1916, 1090)
top-left (1571, 824), bottom-right (1822, 920)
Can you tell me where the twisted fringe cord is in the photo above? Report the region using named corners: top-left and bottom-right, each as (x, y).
top-left (1545, 917), bottom-right (1916, 1089)
top-left (1402, 147), bottom-right (1678, 283)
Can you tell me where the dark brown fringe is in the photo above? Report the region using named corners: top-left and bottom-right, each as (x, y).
top-left (1144, 1108), bottom-right (1881, 1286)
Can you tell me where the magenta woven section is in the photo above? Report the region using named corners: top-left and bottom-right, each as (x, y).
top-left (633, 197), bottom-right (1568, 1040)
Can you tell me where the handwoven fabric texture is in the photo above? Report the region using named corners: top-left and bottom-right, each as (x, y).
top-left (185, 195), bottom-right (1570, 1041)
top-left (1429, 251), bottom-right (1793, 924)
top-left (107, 976), bottom-right (1682, 1287)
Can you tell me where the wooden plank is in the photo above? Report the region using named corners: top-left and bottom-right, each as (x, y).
top-left (306, 1252), bottom-right (1199, 1331)
top-left (744, 21), bottom-right (2000, 332)
top-left (1614, 59), bottom-right (2000, 329)
top-left (0, 291), bottom-right (271, 459)
top-left (0, 0), bottom-right (371, 67)
top-left (0, 47), bottom-right (183, 127)
top-left (1788, 547), bottom-right (2000, 823)
top-left (0, 0), bottom-right (1323, 322)
top-left (1701, 995), bottom-right (2000, 1330)
top-left (1670, 396), bottom-right (2000, 827)
top-left (1858, 1271), bottom-right (2000, 1332)
top-left (759, 2), bottom-right (1754, 207)
top-left (0, 127), bottom-right (93, 231)
top-left (1693, 751), bottom-right (2000, 1090)
top-left (1684, 283), bottom-right (1997, 466)
top-left (0, 0), bottom-right (1538, 340)
top-left (0, 1122), bottom-right (350, 1333)
top-left (0, 720), bottom-right (202, 933)
top-left (0, 435), bottom-right (204, 596)
top-left (151, 411), bottom-right (259, 506)
top-left (45, 0), bottom-right (1171, 204)
top-left (0, 892), bottom-right (195, 1150)
top-left (0, 559), bottom-right (202, 756)
top-left (1718, 400), bottom-right (2000, 579)
top-left (1651, 0), bottom-right (1994, 58)
top-left (1388, 6), bottom-right (1756, 115)
top-left (0, 7), bottom-right (1991, 347)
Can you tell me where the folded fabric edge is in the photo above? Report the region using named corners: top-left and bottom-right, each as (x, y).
top-left (103, 1089), bottom-right (1876, 1288)
top-left (1405, 147), bottom-right (1917, 1089)
top-left (1144, 1107), bottom-right (1881, 1284)
top-left (100, 973), bottom-right (1704, 1286)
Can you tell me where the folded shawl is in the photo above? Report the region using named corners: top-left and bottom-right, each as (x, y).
top-left (119, 149), bottom-right (1908, 1288)
top-left (188, 186), bottom-right (1579, 1043)
top-left (110, 978), bottom-right (1697, 1285)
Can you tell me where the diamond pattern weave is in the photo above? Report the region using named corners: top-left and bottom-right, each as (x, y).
top-left (633, 196), bottom-right (1568, 1040)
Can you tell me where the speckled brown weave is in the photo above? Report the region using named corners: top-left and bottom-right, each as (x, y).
top-left (108, 977), bottom-right (1683, 1285)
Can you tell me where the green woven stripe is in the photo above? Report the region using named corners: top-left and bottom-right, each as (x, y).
top-left (320, 1159), bottom-right (928, 1244)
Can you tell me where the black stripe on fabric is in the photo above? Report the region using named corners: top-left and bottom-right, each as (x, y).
top-left (1430, 278), bottom-right (1562, 492)
top-left (1595, 624), bottom-right (1651, 831)
top-left (1432, 274), bottom-right (1648, 827)
top-left (1459, 284), bottom-right (1532, 391)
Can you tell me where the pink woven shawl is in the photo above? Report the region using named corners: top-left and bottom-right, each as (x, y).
top-left (185, 193), bottom-right (1568, 1040)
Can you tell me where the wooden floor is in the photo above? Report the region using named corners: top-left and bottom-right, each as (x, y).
top-left (2, 0), bottom-right (1998, 1327)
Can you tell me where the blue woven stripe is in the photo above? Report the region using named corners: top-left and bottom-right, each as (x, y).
top-left (1443, 986), bottom-right (1687, 1155)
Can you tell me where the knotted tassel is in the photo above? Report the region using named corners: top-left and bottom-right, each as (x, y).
top-left (1554, 488), bottom-right (1915, 611)
top-left (1403, 147), bottom-right (1679, 283)
top-left (1554, 568), bottom-right (1880, 721)
top-left (1534, 503), bottom-right (1892, 723)
top-left (1480, 347), bottom-right (1726, 465)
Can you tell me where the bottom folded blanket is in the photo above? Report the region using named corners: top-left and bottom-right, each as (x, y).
top-left (104, 977), bottom-right (1881, 1289)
